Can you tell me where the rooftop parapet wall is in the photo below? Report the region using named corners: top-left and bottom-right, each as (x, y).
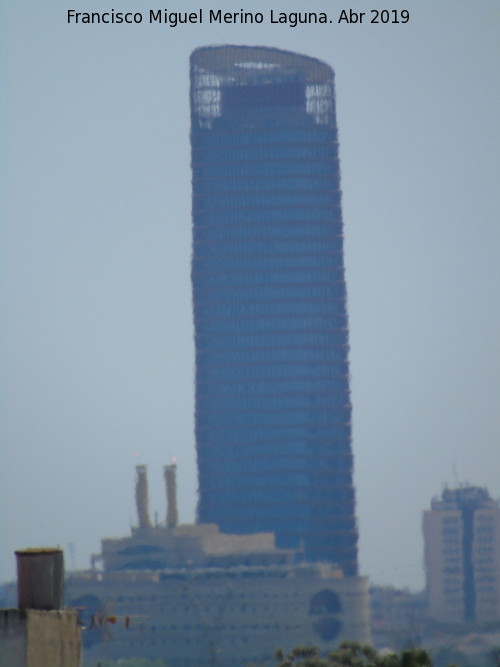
top-left (99, 523), bottom-right (298, 571)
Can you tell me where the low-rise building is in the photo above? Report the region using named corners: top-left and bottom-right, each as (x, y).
top-left (0, 549), bottom-right (81, 667)
top-left (68, 563), bottom-right (370, 667)
top-left (67, 465), bottom-right (371, 666)
top-left (423, 486), bottom-right (500, 624)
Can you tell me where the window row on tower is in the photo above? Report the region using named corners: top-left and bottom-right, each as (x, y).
top-left (193, 173), bottom-right (339, 195)
top-left (195, 405), bottom-right (351, 429)
top-left (197, 486), bottom-right (356, 512)
top-left (192, 140), bottom-right (338, 164)
top-left (194, 223), bottom-right (343, 243)
top-left (194, 203), bottom-right (342, 225)
top-left (195, 281), bottom-right (346, 308)
top-left (196, 423), bottom-right (351, 444)
top-left (196, 360), bottom-right (348, 381)
top-left (193, 252), bottom-right (345, 273)
top-left (196, 437), bottom-right (352, 458)
top-left (195, 329), bottom-right (348, 352)
top-left (198, 456), bottom-right (352, 477)
top-left (196, 391), bottom-right (350, 414)
top-left (193, 157), bottom-right (339, 179)
top-left (192, 236), bottom-right (344, 257)
top-left (192, 125), bottom-right (338, 148)
top-left (198, 485), bottom-right (354, 511)
top-left (194, 313), bottom-right (348, 335)
top-left (196, 343), bottom-right (348, 365)
top-left (193, 190), bottom-right (341, 211)
top-left (199, 333), bottom-right (347, 355)
top-left (194, 282), bottom-right (346, 304)
top-left (195, 399), bottom-right (352, 420)
top-left (192, 267), bottom-right (346, 288)
top-left (194, 298), bottom-right (346, 321)
top-left (196, 376), bottom-right (349, 398)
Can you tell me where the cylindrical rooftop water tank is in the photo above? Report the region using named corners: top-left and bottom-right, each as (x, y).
top-left (15, 547), bottom-right (64, 610)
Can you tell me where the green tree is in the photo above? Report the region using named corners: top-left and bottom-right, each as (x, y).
top-left (89, 659), bottom-right (167, 667)
top-left (329, 640), bottom-right (379, 665)
top-left (274, 642), bottom-right (436, 667)
top-left (399, 649), bottom-right (432, 667)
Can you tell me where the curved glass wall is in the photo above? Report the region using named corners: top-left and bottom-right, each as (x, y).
top-left (190, 46), bottom-right (358, 575)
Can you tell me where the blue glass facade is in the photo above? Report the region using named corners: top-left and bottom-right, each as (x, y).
top-left (190, 46), bottom-right (358, 575)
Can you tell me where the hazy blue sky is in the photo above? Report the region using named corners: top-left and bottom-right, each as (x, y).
top-left (1, 0), bottom-right (499, 590)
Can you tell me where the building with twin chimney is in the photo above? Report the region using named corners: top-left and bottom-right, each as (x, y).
top-left (66, 465), bottom-right (370, 666)
top-left (190, 46), bottom-right (358, 575)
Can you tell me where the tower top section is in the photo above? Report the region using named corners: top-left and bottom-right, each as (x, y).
top-left (190, 45), bottom-right (336, 126)
top-left (431, 485), bottom-right (496, 512)
top-left (191, 45), bottom-right (333, 84)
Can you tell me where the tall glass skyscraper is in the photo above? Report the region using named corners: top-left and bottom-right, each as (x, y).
top-left (190, 46), bottom-right (358, 575)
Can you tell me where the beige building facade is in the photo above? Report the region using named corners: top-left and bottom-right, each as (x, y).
top-left (68, 564), bottom-right (370, 667)
top-left (0, 608), bottom-right (81, 667)
top-left (423, 486), bottom-right (500, 624)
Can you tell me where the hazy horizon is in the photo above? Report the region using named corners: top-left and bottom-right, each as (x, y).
top-left (1, 0), bottom-right (499, 591)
